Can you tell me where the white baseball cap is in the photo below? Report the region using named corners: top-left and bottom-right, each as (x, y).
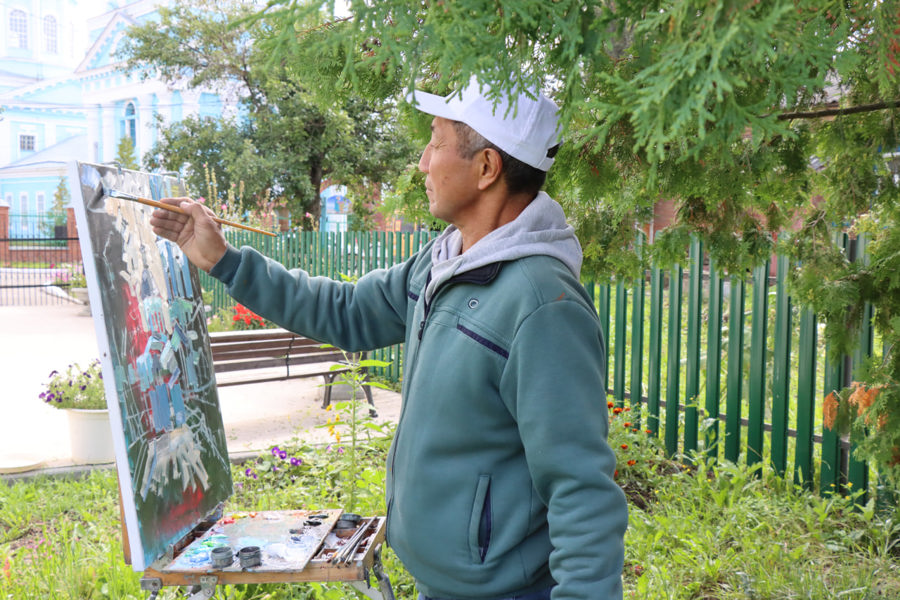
top-left (410, 79), bottom-right (561, 172)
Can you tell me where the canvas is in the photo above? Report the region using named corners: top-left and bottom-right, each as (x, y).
top-left (69, 162), bottom-right (232, 571)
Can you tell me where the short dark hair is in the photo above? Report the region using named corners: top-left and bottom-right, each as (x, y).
top-left (451, 121), bottom-right (556, 198)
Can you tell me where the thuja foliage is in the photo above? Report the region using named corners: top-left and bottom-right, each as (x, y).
top-left (254, 0), bottom-right (900, 484)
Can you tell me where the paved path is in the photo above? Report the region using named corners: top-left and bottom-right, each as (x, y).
top-left (0, 300), bottom-right (401, 475)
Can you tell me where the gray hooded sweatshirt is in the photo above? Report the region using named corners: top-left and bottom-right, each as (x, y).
top-left (424, 191), bottom-right (582, 304)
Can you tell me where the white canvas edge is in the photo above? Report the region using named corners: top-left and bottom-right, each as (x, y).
top-left (67, 160), bottom-right (147, 571)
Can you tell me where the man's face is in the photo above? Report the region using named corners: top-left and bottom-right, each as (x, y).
top-left (418, 117), bottom-right (481, 225)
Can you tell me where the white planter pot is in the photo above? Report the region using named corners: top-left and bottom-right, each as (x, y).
top-left (66, 408), bottom-right (114, 464)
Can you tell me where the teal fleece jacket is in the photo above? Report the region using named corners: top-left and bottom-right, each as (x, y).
top-left (210, 241), bottom-right (627, 600)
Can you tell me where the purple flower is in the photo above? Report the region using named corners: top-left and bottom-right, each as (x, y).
top-left (271, 446), bottom-right (281, 457)
top-left (49, 370), bottom-right (58, 377)
top-left (244, 468), bottom-right (255, 478)
top-left (278, 450), bottom-right (287, 460)
top-left (272, 466), bottom-right (279, 473)
top-left (337, 447), bottom-right (345, 454)
top-left (290, 457), bottom-right (302, 466)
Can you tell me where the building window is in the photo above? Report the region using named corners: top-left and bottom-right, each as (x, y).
top-left (19, 193), bottom-right (28, 213)
top-left (19, 134), bottom-right (35, 151)
top-left (43, 15), bottom-right (57, 54)
top-left (123, 102), bottom-right (137, 143)
top-left (36, 192), bottom-right (45, 213)
top-left (9, 9), bottom-right (27, 49)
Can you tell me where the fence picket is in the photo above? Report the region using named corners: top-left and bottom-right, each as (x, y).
top-left (684, 239), bottom-right (703, 456)
top-left (630, 265), bottom-right (646, 426)
top-left (705, 261), bottom-right (723, 463)
top-left (724, 275), bottom-right (745, 463)
top-left (614, 282), bottom-right (627, 408)
top-left (647, 267), bottom-right (663, 436)
top-left (771, 255), bottom-right (792, 476)
top-left (665, 266), bottom-right (683, 458)
top-left (794, 309), bottom-right (817, 489)
top-left (597, 284), bottom-right (611, 389)
top-left (747, 262), bottom-right (769, 468)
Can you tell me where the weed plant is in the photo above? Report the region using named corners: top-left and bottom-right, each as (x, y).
top-left (2, 406), bottom-right (898, 599)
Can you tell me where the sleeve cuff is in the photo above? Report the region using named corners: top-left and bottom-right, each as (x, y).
top-left (208, 244), bottom-right (241, 286)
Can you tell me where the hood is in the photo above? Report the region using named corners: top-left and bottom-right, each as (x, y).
top-left (425, 192), bottom-right (582, 303)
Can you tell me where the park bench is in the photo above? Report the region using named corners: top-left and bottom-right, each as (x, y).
top-left (208, 328), bottom-right (376, 415)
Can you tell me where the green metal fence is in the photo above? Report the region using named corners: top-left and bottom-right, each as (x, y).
top-left (199, 230), bottom-right (438, 383)
top-left (590, 233), bottom-right (886, 503)
top-left (201, 229), bottom-right (886, 501)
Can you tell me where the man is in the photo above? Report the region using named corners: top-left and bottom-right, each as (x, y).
top-left (151, 80), bottom-right (628, 600)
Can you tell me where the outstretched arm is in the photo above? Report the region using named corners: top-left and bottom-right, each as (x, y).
top-left (149, 197), bottom-right (228, 272)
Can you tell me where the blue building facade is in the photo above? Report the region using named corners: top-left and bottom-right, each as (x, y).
top-left (0, 0), bottom-right (228, 235)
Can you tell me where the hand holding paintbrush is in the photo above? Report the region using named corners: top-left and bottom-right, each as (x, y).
top-left (147, 196), bottom-right (232, 272)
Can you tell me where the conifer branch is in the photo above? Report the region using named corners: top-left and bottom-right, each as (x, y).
top-left (778, 99), bottom-right (900, 120)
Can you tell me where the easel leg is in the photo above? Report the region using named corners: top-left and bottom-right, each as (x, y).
top-left (348, 545), bottom-right (395, 600)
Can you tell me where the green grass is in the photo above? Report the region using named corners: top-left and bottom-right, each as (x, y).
top-left (2, 419), bottom-right (898, 599)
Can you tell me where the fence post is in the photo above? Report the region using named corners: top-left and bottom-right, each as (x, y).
top-left (65, 207), bottom-right (81, 263)
top-left (0, 205), bottom-right (9, 264)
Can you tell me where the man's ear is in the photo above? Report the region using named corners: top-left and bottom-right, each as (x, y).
top-left (476, 147), bottom-right (504, 191)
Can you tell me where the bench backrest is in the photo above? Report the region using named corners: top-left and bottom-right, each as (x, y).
top-left (208, 329), bottom-right (347, 374)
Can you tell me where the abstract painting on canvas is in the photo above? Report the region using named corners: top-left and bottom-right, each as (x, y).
top-left (69, 162), bottom-right (232, 570)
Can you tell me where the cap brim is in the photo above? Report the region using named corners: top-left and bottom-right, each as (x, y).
top-left (409, 89), bottom-right (460, 121)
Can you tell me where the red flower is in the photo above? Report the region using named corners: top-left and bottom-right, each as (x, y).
top-left (623, 422), bottom-right (632, 428)
top-left (627, 459), bottom-right (637, 466)
top-left (607, 401), bottom-right (614, 408)
top-left (620, 444), bottom-right (628, 450)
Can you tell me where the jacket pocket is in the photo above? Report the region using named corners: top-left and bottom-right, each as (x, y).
top-left (467, 474), bottom-right (492, 563)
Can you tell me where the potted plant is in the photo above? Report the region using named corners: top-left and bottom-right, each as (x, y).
top-left (40, 360), bottom-right (114, 464)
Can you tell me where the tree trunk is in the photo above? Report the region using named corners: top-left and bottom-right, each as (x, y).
top-left (308, 159), bottom-right (324, 223)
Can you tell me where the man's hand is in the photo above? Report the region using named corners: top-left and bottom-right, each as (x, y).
top-left (150, 198), bottom-right (227, 272)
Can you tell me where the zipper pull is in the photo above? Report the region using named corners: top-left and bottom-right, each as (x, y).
top-left (417, 319), bottom-right (425, 340)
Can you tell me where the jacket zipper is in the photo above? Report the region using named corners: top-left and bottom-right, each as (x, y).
top-left (387, 296), bottom-right (431, 543)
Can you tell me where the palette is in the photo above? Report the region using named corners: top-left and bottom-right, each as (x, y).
top-left (143, 510), bottom-right (387, 588)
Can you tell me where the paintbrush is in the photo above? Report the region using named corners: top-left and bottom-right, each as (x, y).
top-left (106, 189), bottom-right (277, 237)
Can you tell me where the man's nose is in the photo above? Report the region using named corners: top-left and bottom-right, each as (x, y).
top-left (418, 146), bottom-right (431, 173)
